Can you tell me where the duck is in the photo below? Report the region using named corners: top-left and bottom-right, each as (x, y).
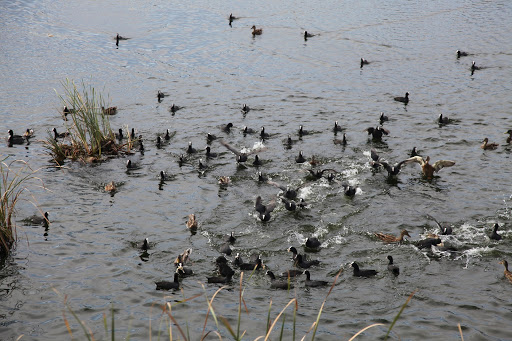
top-left (267, 181), bottom-right (300, 200)
top-left (157, 90), bottom-right (164, 102)
top-left (456, 50), bottom-right (468, 58)
top-left (414, 238), bottom-right (442, 249)
top-left (186, 141), bottom-right (197, 154)
top-left (174, 248), bottom-right (192, 266)
top-left (251, 25), bottom-right (263, 36)
top-left (352, 262), bottom-right (378, 277)
top-left (218, 176), bottom-right (230, 187)
top-left (365, 126), bottom-right (389, 140)
top-left (304, 31), bottom-right (315, 40)
top-left (176, 263), bottom-right (194, 277)
top-left (104, 181), bottom-right (116, 193)
top-left (333, 133), bottom-right (347, 146)
top-left (294, 254), bottom-right (320, 269)
top-left (298, 125), bottom-right (309, 137)
top-left (208, 273), bottom-right (233, 284)
top-left (155, 273), bottom-right (180, 290)
top-left (102, 106), bottom-right (117, 115)
top-left (333, 121), bottom-right (343, 133)
top-left (26, 211), bottom-right (50, 227)
top-left (490, 223), bottom-right (502, 241)
top-left (505, 129), bottom-right (512, 144)
top-left (499, 260), bottom-right (512, 284)
top-left (404, 156), bottom-right (455, 179)
top-left (52, 127), bottom-right (69, 139)
top-left (266, 271), bottom-right (293, 289)
top-left (387, 256), bottom-right (400, 276)
top-left (219, 243), bottom-right (232, 256)
top-left (394, 92), bottom-right (409, 104)
top-left (304, 270), bottom-right (328, 287)
top-left (7, 130), bottom-right (25, 145)
top-left (186, 214), bottom-right (198, 232)
top-left (481, 138), bottom-right (499, 150)
top-left (205, 146), bottom-right (218, 158)
top-left (375, 229), bottom-right (411, 243)
top-left (360, 58), bottom-right (369, 68)
top-left (219, 139), bottom-right (259, 163)
top-left (23, 129), bottom-right (34, 138)
top-left (255, 196), bottom-right (277, 221)
top-left (379, 112), bottom-right (388, 124)
top-left (295, 151), bottom-right (307, 163)
top-left (305, 237), bottom-right (321, 249)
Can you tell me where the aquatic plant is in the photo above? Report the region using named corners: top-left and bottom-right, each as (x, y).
top-left (0, 157), bottom-right (44, 256)
top-left (45, 79), bottom-right (130, 164)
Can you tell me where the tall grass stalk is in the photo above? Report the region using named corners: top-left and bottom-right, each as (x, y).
top-left (310, 269), bottom-right (342, 341)
top-left (384, 290), bottom-right (415, 340)
top-left (46, 79), bottom-right (125, 163)
top-left (0, 157), bottom-right (44, 256)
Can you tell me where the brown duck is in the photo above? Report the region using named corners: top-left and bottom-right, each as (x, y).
top-left (186, 214), bottom-right (198, 231)
top-left (375, 229), bottom-right (411, 243)
top-left (251, 25), bottom-right (263, 36)
top-left (499, 260), bottom-right (512, 284)
top-left (481, 138), bottom-right (498, 150)
top-left (404, 156), bottom-right (455, 179)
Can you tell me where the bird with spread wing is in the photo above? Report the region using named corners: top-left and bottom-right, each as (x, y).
top-left (404, 156), bottom-right (455, 179)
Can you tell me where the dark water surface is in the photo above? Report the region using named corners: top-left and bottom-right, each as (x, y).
top-left (1, 0), bottom-right (512, 339)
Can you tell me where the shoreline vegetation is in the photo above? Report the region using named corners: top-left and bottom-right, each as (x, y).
top-left (52, 273), bottom-right (465, 341)
top-left (45, 79), bottom-right (135, 165)
top-left (0, 157), bottom-right (44, 256)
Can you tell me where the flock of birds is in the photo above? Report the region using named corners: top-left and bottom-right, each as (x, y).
top-left (5, 16), bottom-right (512, 294)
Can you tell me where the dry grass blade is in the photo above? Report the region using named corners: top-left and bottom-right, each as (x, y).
top-left (348, 323), bottom-right (385, 341)
top-left (310, 269), bottom-right (342, 340)
top-left (200, 284), bottom-right (227, 339)
top-left (458, 323), bottom-right (464, 341)
top-left (261, 298), bottom-right (297, 341)
top-left (163, 303), bottom-right (188, 341)
top-left (384, 290), bottom-right (416, 340)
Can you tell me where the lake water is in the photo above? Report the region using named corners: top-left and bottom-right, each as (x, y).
top-left (1, 0), bottom-right (512, 340)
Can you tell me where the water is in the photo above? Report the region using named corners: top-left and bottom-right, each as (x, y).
top-left (1, 0), bottom-right (512, 339)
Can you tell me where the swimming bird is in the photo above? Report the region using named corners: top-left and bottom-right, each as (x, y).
top-left (267, 181), bottom-right (300, 200)
top-left (186, 141), bottom-right (197, 154)
top-left (218, 176), bottom-right (230, 187)
top-left (379, 112), bottom-right (388, 124)
top-left (157, 91), bottom-right (164, 102)
top-left (178, 154), bottom-right (186, 167)
top-left (341, 183), bottom-right (357, 197)
top-left (23, 129), bottom-right (34, 138)
top-left (287, 246), bottom-right (299, 260)
top-left (281, 197), bottom-right (296, 211)
top-left (155, 273), bottom-right (180, 290)
top-left (251, 25), bottom-right (263, 36)
top-left (140, 238), bottom-right (149, 251)
top-left (352, 262), bottom-right (378, 277)
top-left (25, 211), bottom-right (50, 227)
top-left (298, 125), bottom-right (309, 137)
top-left (255, 196), bottom-right (277, 221)
top-left (257, 171), bottom-right (268, 182)
top-left (499, 260), bottom-right (512, 284)
top-left (62, 106), bottom-right (76, 119)
top-left (387, 256), bottom-right (400, 276)
top-left (206, 133), bottom-right (218, 144)
top-left (186, 214), bottom-right (198, 232)
top-left (219, 243), bottom-right (232, 256)
top-left (223, 122), bottom-right (233, 134)
top-left (174, 248), bottom-right (192, 266)
top-left (404, 156), bottom-right (455, 179)
top-left (176, 263), bottom-right (193, 277)
top-left (156, 136), bottom-right (162, 148)
top-left (304, 31), bottom-right (315, 40)
top-left (307, 168), bottom-right (338, 180)
top-left (360, 58), bottom-right (369, 68)
top-left (225, 231), bottom-right (236, 244)
top-left (377, 159), bottom-right (407, 176)
top-left (490, 223), bottom-right (502, 241)
top-left (410, 147), bottom-right (419, 157)
top-left (333, 133), bottom-right (347, 146)
top-left (394, 92), bottom-right (409, 104)
top-left (294, 254), bottom-right (320, 269)
top-left (52, 128), bottom-right (69, 139)
top-left (7, 130), bottom-right (25, 145)
top-left (481, 138), bottom-right (499, 150)
top-left (365, 126), bottom-right (389, 140)
top-left (115, 128), bottom-right (124, 141)
top-left (266, 271), bottom-right (293, 289)
top-left (260, 126), bottom-right (270, 139)
top-left (239, 256), bottom-right (264, 270)
top-left (375, 229), bottom-right (411, 243)
top-left (295, 151), bottom-right (307, 163)
top-left (456, 50), bottom-right (468, 58)
top-left (471, 61), bottom-right (480, 73)
top-left (426, 214), bottom-right (452, 235)
top-left (281, 269), bottom-right (304, 278)
top-left (304, 270), bottom-right (328, 287)
top-left (243, 126), bottom-right (255, 135)
top-left (414, 238), bottom-right (442, 249)
top-left (102, 106), bottom-right (117, 115)
top-left (229, 13), bottom-right (238, 25)
top-left (438, 114), bottom-right (452, 125)
top-left (208, 273), bottom-right (233, 284)
top-left (242, 104), bottom-right (250, 113)
top-left (505, 130), bottom-right (512, 144)
top-left (305, 237), bottom-right (321, 249)
top-left (170, 103), bottom-right (181, 113)
top-left (252, 155), bottom-right (263, 166)
top-left (104, 181), bottom-right (116, 193)
top-left (164, 129), bottom-right (175, 141)
top-left (205, 146), bottom-right (218, 158)
top-left (333, 121), bottom-right (343, 133)
top-left (219, 139), bottom-right (259, 163)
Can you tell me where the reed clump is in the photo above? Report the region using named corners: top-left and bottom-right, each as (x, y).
top-left (0, 157), bottom-right (43, 256)
top-left (45, 79), bottom-right (130, 164)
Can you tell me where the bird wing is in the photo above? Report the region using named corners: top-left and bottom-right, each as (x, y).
top-left (404, 156), bottom-right (425, 167)
top-left (265, 199), bottom-right (277, 214)
top-left (219, 139), bottom-right (241, 156)
top-left (378, 161), bottom-right (393, 174)
top-left (380, 127), bottom-right (390, 135)
top-left (426, 214), bottom-right (443, 231)
top-left (365, 127), bottom-right (375, 135)
top-left (432, 160), bottom-right (455, 172)
top-left (267, 180), bottom-right (286, 191)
